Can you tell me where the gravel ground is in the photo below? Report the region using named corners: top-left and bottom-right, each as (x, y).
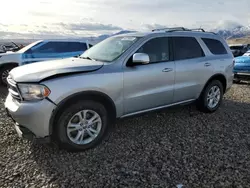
top-left (1, 83), bottom-right (250, 188)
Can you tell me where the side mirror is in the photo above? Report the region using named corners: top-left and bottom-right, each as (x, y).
top-left (132, 53), bottom-right (150, 65)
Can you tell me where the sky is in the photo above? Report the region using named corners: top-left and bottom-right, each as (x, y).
top-left (0, 0), bottom-right (250, 39)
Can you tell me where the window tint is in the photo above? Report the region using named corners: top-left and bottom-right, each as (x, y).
top-left (32, 42), bottom-right (66, 53)
top-left (32, 42), bottom-right (87, 53)
top-left (136, 37), bottom-right (170, 63)
top-left (202, 38), bottom-right (227, 55)
top-left (68, 42), bottom-right (87, 52)
top-left (172, 37), bottom-right (204, 61)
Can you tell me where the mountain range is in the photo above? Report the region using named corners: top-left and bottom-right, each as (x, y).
top-left (95, 26), bottom-right (250, 43)
top-left (1, 25), bottom-right (250, 45)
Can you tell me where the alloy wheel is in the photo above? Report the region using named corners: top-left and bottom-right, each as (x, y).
top-left (66, 109), bottom-right (102, 145)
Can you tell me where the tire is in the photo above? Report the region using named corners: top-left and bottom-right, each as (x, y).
top-left (0, 64), bottom-right (17, 86)
top-left (196, 80), bottom-right (223, 113)
top-left (54, 100), bottom-right (111, 152)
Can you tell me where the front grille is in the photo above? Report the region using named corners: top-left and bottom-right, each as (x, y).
top-left (7, 76), bottom-right (22, 102)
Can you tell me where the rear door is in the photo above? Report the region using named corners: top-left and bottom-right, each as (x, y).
top-left (172, 36), bottom-right (213, 103)
top-left (123, 36), bottom-right (175, 114)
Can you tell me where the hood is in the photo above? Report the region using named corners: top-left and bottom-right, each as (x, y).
top-left (0, 52), bottom-right (21, 57)
top-left (235, 56), bottom-right (250, 64)
top-left (9, 57), bottom-right (104, 82)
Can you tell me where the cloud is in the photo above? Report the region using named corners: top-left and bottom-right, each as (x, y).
top-left (1, 0), bottom-right (250, 39)
top-left (61, 22), bottom-right (123, 31)
top-left (0, 22), bottom-right (124, 40)
top-left (212, 20), bottom-right (244, 31)
top-left (142, 23), bottom-right (180, 31)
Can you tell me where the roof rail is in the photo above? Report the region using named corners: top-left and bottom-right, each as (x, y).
top-left (188, 28), bottom-right (205, 32)
top-left (152, 27), bottom-right (187, 32)
top-left (151, 27), bottom-right (216, 34)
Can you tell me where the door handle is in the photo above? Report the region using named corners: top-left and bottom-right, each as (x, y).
top-left (204, 62), bottom-right (211, 67)
top-left (162, 68), bottom-right (173, 72)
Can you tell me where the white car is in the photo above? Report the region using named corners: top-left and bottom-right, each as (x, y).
top-left (0, 39), bottom-right (92, 86)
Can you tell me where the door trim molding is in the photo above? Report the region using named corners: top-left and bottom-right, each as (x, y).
top-left (120, 99), bottom-right (195, 118)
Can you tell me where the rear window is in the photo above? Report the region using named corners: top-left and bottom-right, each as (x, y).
top-left (202, 38), bottom-right (227, 55)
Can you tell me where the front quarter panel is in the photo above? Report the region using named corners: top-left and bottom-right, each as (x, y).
top-left (42, 64), bottom-right (124, 117)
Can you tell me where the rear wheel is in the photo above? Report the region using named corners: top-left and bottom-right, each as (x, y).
top-left (0, 65), bottom-right (17, 86)
top-left (197, 80), bottom-right (223, 113)
top-left (54, 100), bottom-right (111, 152)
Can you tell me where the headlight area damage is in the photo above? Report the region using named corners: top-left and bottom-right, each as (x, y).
top-left (18, 84), bottom-right (51, 101)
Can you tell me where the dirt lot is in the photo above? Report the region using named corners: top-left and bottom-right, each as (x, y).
top-left (1, 83), bottom-right (250, 188)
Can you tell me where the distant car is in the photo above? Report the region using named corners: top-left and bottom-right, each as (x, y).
top-left (229, 44), bottom-right (248, 57)
top-left (1, 42), bottom-right (24, 53)
top-left (233, 50), bottom-right (250, 83)
top-left (0, 39), bottom-right (92, 86)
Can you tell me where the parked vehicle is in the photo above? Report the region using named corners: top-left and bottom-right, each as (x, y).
top-left (233, 50), bottom-right (250, 83)
top-left (0, 42), bottom-right (25, 53)
top-left (5, 27), bottom-right (234, 151)
top-left (0, 39), bottom-right (91, 86)
top-left (229, 44), bottom-right (248, 57)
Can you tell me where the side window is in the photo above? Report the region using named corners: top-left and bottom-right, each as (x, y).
top-left (201, 38), bottom-right (227, 55)
top-left (25, 42), bottom-right (43, 54)
top-left (172, 37), bottom-right (205, 61)
top-left (135, 37), bottom-right (170, 63)
top-left (68, 42), bottom-right (87, 52)
top-left (32, 42), bottom-right (67, 53)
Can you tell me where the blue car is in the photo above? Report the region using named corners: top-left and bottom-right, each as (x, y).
top-left (233, 50), bottom-right (250, 83)
top-left (0, 39), bottom-right (93, 85)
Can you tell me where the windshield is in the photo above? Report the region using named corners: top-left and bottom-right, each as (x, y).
top-left (17, 41), bottom-right (43, 53)
top-left (80, 36), bottom-right (141, 62)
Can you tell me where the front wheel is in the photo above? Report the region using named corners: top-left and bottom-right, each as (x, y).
top-left (54, 100), bottom-right (110, 152)
top-left (0, 65), bottom-right (17, 86)
top-left (196, 80), bottom-right (223, 113)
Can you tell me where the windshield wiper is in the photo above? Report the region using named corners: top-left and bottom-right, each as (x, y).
top-left (79, 56), bottom-right (96, 61)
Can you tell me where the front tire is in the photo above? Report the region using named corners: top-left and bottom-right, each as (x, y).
top-left (197, 80), bottom-right (223, 113)
top-left (54, 100), bottom-right (110, 152)
top-left (0, 65), bottom-right (17, 86)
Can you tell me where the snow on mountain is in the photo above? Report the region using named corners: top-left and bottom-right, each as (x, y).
top-left (2, 24), bottom-right (250, 45)
top-left (95, 25), bottom-right (250, 42)
top-left (210, 26), bottom-right (250, 39)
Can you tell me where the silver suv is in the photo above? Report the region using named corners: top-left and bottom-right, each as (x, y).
top-left (5, 27), bottom-right (234, 151)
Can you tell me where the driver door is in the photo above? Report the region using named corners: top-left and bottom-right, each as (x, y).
top-left (123, 37), bottom-right (175, 114)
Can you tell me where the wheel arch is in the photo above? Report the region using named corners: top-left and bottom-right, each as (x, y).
top-left (0, 63), bottom-right (19, 85)
top-left (199, 73), bottom-right (227, 97)
top-left (0, 62), bottom-right (19, 69)
top-left (49, 90), bottom-right (117, 135)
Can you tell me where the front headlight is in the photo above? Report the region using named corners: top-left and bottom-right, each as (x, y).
top-left (18, 84), bottom-right (51, 101)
